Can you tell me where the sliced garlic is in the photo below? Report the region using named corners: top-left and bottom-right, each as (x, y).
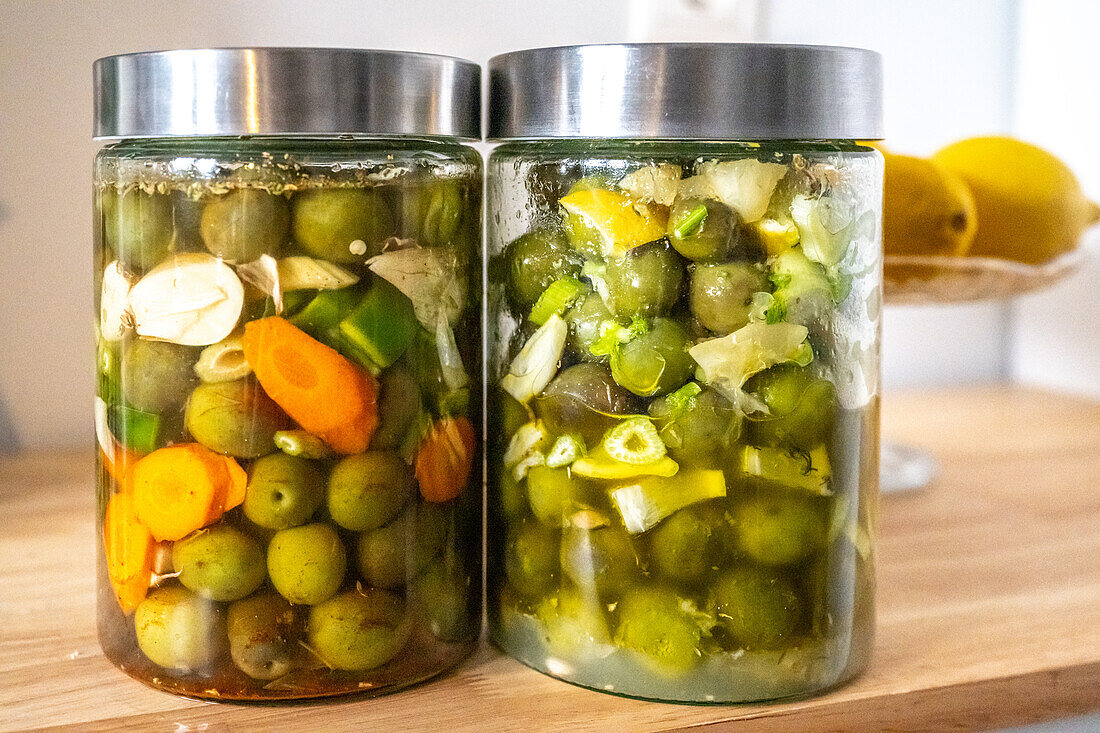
top-left (236, 254), bottom-right (283, 314)
top-left (277, 256), bottom-right (359, 291)
top-left (129, 253), bottom-right (244, 346)
top-left (94, 396), bottom-right (116, 462)
top-left (618, 163), bottom-right (682, 207)
top-left (194, 334), bottom-right (252, 383)
top-left (687, 160), bottom-right (788, 222)
top-left (367, 247), bottom-right (466, 327)
top-left (99, 260), bottom-right (134, 342)
top-left (501, 314), bottom-right (567, 404)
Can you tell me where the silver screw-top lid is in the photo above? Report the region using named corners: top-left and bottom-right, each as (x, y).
top-left (94, 47), bottom-right (481, 140)
top-left (488, 43), bottom-right (883, 141)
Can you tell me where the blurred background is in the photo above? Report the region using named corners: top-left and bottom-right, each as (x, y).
top-left (1, 0), bottom-right (1097, 451)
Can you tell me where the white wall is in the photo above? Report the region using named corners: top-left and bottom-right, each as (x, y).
top-left (1010, 0), bottom-right (1100, 397)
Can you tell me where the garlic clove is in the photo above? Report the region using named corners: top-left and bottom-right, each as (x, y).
top-left (99, 260), bottom-right (134, 342)
top-left (129, 253), bottom-right (244, 346)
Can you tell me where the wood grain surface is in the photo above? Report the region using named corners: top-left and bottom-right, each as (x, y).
top-left (1, 386), bottom-right (1098, 732)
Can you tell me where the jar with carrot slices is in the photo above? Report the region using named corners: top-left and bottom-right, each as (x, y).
top-left (93, 48), bottom-right (482, 700)
top-left (485, 45), bottom-right (884, 702)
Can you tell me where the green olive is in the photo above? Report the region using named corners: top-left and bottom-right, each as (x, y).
top-left (563, 290), bottom-right (617, 362)
top-left (356, 510), bottom-right (409, 589)
top-left (504, 520), bottom-right (560, 597)
top-left (504, 229), bottom-right (583, 310)
top-left (307, 588), bottom-right (408, 671)
top-left (746, 366), bottom-right (838, 449)
top-left (689, 262), bottom-right (770, 335)
top-left (108, 190), bottom-right (174, 271)
top-left (734, 490), bottom-right (826, 566)
top-left (611, 317), bottom-right (694, 397)
top-left (666, 197), bottom-right (742, 262)
top-left (411, 558), bottom-right (474, 642)
top-left (647, 502), bottom-right (734, 583)
top-left (534, 583), bottom-right (612, 658)
top-left (370, 365), bottom-right (422, 451)
top-left (267, 523), bottom-right (347, 605)
top-left (494, 390), bottom-right (531, 455)
top-left (613, 584), bottom-right (705, 674)
top-left (291, 188), bottom-right (394, 264)
top-left (121, 339), bottom-right (198, 413)
top-left (525, 465), bottom-right (595, 526)
top-left (134, 585), bottom-right (223, 672)
top-left (226, 592), bottom-right (300, 680)
top-left (604, 241), bottom-right (683, 319)
top-left (327, 452), bottom-right (413, 532)
top-left (243, 453), bottom-right (325, 530)
top-left (184, 378), bottom-right (287, 458)
top-left (169, 190), bottom-right (206, 252)
top-left (200, 188), bottom-right (290, 262)
top-left (535, 363), bottom-right (639, 445)
top-left (560, 524), bottom-right (638, 599)
top-left (712, 565), bottom-right (803, 649)
top-left (399, 179), bottom-right (465, 247)
top-left (649, 388), bottom-right (740, 466)
top-left (172, 524), bottom-right (266, 602)
top-left (411, 500), bottom-right (450, 571)
top-left (495, 468), bottom-right (529, 521)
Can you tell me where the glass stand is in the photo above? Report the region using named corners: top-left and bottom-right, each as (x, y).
top-left (880, 249), bottom-right (1084, 493)
top-left (880, 441), bottom-right (937, 493)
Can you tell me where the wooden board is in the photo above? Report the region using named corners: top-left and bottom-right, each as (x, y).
top-left (1, 386), bottom-right (1098, 731)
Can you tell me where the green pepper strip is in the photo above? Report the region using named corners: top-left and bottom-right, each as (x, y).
top-left (107, 404), bottom-right (160, 454)
top-left (529, 277), bottom-right (585, 326)
top-left (664, 382), bottom-right (702, 417)
top-left (338, 279), bottom-right (417, 370)
top-left (673, 204), bottom-right (708, 239)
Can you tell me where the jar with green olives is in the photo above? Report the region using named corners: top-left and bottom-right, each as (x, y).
top-left (486, 44), bottom-right (884, 702)
top-left (93, 49), bottom-right (482, 700)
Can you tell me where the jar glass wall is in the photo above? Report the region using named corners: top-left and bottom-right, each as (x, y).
top-left (486, 138), bottom-right (882, 703)
top-left (94, 136), bottom-right (483, 700)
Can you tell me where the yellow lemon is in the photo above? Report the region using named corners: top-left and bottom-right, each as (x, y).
top-left (882, 150), bottom-right (978, 258)
top-left (559, 188), bottom-right (668, 258)
top-left (931, 136), bottom-right (1100, 264)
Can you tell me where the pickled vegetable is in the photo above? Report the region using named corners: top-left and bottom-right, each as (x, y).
top-left (96, 151), bottom-right (482, 700)
top-left (487, 147), bottom-right (879, 703)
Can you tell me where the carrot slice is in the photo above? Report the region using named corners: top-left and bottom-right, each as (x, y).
top-left (242, 317), bottom-right (379, 454)
top-left (415, 416), bottom-right (476, 503)
top-left (100, 442), bottom-right (140, 488)
top-left (221, 456), bottom-right (247, 511)
top-left (130, 443), bottom-right (236, 541)
top-left (103, 492), bottom-right (155, 614)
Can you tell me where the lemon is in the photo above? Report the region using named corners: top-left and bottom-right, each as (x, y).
top-left (559, 188), bottom-right (668, 258)
top-left (931, 136), bottom-right (1100, 264)
top-left (881, 150), bottom-right (978, 258)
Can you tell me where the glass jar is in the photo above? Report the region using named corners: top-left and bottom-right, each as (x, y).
top-left (485, 44), bottom-right (883, 703)
top-left (93, 48), bottom-right (482, 700)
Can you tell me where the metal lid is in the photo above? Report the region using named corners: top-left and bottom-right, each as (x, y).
top-left (94, 47), bottom-right (481, 140)
top-left (488, 43), bottom-right (883, 141)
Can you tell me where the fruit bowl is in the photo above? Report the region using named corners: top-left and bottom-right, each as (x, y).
top-left (884, 249), bottom-right (1085, 304)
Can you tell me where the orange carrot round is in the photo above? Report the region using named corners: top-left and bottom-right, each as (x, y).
top-left (242, 317), bottom-right (379, 455)
top-left (130, 443), bottom-right (239, 541)
top-left (104, 492), bottom-right (155, 614)
top-left (415, 416), bottom-right (476, 503)
top-left (221, 455), bottom-right (247, 512)
top-left (100, 440), bottom-right (140, 488)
